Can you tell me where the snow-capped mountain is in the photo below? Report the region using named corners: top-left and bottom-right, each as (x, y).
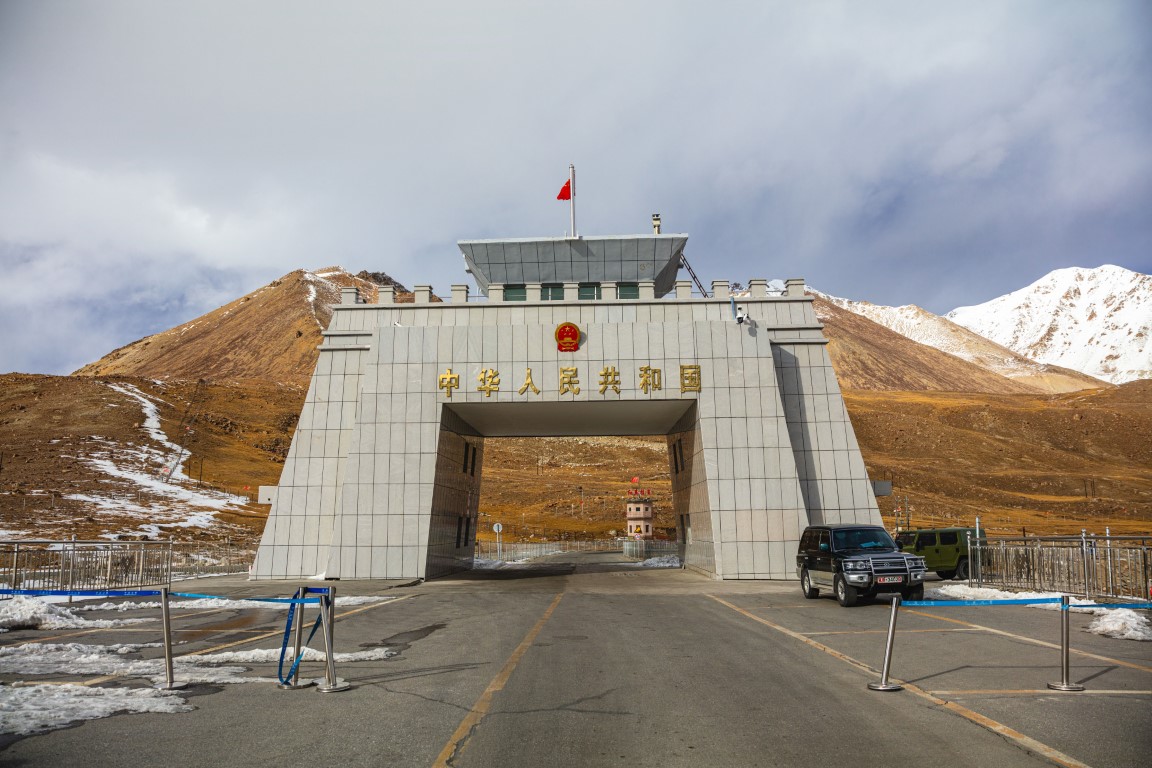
top-left (946, 265), bottom-right (1151, 385)
top-left (812, 291), bottom-right (1104, 393)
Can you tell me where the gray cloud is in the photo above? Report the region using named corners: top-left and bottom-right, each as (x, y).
top-left (2, 1), bottom-right (1149, 374)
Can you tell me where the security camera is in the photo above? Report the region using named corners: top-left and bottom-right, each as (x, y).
top-left (736, 307), bottom-right (748, 325)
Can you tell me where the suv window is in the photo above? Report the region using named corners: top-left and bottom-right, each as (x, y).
top-left (817, 530), bottom-right (831, 552)
top-left (916, 532), bottom-right (937, 548)
top-left (832, 528), bottom-right (896, 551)
top-left (800, 529), bottom-right (816, 551)
top-left (939, 531), bottom-right (958, 545)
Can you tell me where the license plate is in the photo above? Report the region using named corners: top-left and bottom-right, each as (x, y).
top-left (877, 576), bottom-right (904, 584)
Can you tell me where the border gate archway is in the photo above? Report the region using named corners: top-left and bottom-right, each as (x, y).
top-left (252, 234), bottom-right (881, 581)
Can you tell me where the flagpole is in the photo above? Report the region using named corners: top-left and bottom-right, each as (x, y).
top-left (569, 163), bottom-right (576, 238)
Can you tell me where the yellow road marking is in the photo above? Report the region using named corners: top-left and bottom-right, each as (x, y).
top-left (905, 609), bottom-right (1152, 674)
top-left (707, 595), bottom-right (1093, 768)
top-left (804, 628), bottom-right (983, 636)
top-left (433, 592), bottom-right (565, 768)
top-left (931, 689), bottom-right (1152, 696)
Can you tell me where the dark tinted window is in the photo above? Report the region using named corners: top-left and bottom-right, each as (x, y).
top-left (503, 284), bottom-right (527, 301)
top-left (833, 527), bottom-right (897, 551)
top-left (817, 530), bottom-right (831, 551)
top-left (800, 529), bottom-right (816, 550)
top-left (939, 531), bottom-right (958, 545)
top-left (916, 533), bottom-right (937, 548)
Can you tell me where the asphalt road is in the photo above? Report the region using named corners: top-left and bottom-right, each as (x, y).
top-left (1, 551), bottom-right (1149, 768)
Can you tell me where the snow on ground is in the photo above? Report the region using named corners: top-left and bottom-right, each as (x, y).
top-left (638, 555), bottom-right (681, 568)
top-left (927, 584), bottom-right (1152, 641)
top-left (72, 595), bottom-right (395, 612)
top-left (58, 383), bottom-right (252, 537)
top-left (0, 591), bottom-right (400, 735)
top-left (0, 683), bottom-right (192, 736)
top-left (0, 597), bottom-right (154, 633)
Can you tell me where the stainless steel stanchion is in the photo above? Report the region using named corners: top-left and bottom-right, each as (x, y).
top-left (868, 595), bottom-right (904, 692)
top-left (156, 587), bottom-right (188, 690)
top-left (317, 586), bottom-right (350, 693)
top-left (1047, 595), bottom-right (1085, 692)
top-left (279, 587), bottom-right (314, 690)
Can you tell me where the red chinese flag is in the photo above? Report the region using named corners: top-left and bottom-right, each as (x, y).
top-left (556, 179), bottom-right (571, 200)
top-left (631, 476), bottom-right (639, 483)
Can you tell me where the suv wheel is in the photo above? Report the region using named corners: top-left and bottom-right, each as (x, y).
top-left (955, 558), bottom-right (969, 580)
top-left (903, 584), bottom-right (924, 601)
top-left (834, 575), bottom-right (858, 607)
top-left (800, 568), bottom-right (819, 599)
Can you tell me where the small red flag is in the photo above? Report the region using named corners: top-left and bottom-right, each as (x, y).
top-left (631, 476), bottom-right (639, 483)
top-left (556, 179), bottom-right (571, 200)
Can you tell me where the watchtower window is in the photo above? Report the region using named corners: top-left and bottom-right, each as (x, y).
top-left (503, 284), bottom-right (527, 301)
top-left (617, 282), bottom-right (640, 300)
top-left (540, 283), bottom-right (564, 301)
top-left (578, 282), bottom-right (601, 301)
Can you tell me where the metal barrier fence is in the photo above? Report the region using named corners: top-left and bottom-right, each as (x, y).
top-left (971, 533), bottom-right (1152, 601)
top-left (621, 539), bottom-right (682, 561)
top-left (1, 540), bottom-right (256, 596)
top-left (474, 538), bottom-right (621, 562)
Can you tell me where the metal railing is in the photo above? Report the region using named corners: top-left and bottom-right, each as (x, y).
top-left (473, 538), bottom-right (685, 563)
top-left (1, 539), bottom-right (255, 595)
top-left (622, 539), bottom-right (682, 561)
top-left (971, 532), bottom-right (1152, 601)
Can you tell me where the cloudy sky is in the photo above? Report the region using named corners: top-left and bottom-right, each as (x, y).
top-left (2, 1), bottom-right (1150, 375)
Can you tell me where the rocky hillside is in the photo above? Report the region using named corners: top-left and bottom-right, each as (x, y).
top-left (816, 292), bottom-right (1104, 393)
top-left (947, 265), bottom-right (1151, 384)
top-left (74, 268), bottom-right (410, 388)
top-left (812, 297), bottom-right (1038, 394)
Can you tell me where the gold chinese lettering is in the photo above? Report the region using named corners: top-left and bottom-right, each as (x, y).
top-left (559, 367), bottom-right (581, 395)
top-left (638, 366), bottom-right (662, 394)
top-left (518, 368), bottom-right (541, 395)
top-left (598, 366), bottom-right (621, 394)
top-left (679, 364), bottom-right (702, 393)
top-left (438, 368), bottom-right (460, 398)
top-left (477, 368), bottom-right (500, 397)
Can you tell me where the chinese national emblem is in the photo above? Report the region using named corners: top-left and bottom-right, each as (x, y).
top-left (555, 322), bottom-right (581, 352)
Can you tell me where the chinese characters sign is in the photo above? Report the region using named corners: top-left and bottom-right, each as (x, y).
top-left (437, 364), bottom-right (704, 398)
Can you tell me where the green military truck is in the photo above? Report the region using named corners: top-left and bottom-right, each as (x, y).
top-left (894, 527), bottom-right (977, 580)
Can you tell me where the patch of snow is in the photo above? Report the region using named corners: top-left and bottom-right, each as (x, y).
top-left (639, 555), bottom-right (681, 568)
top-left (0, 597), bottom-right (155, 632)
top-left (926, 584), bottom-right (1151, 641)
top-left (0, 683), bottom-right (192, 736)
top-left (184, 646), bottom-right (397, 664)
top-left (72, 595), bottom-right (394, 612)
top-left (0, 642), bottom-right (265, 684)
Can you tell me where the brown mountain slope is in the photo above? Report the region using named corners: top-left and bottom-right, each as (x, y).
top-left (0, 374), bottom-right (301, 543)
top-left (816, 293), bottom-right (1106, 393)
top-left (848, 380), bottom-right (1152, 535)
top-left (813, 296), bottom-right (1037, 394)
top-left (74, 268), bottom-right (409, 388)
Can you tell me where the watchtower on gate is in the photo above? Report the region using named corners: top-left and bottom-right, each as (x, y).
top-left (625, 493), bottom-right (654, 540)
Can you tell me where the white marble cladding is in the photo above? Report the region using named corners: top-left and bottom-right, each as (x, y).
top-left (251, 292), bottom-right (881, 581)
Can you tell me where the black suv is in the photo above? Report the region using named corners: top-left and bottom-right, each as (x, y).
top-left (796, 524), bottom-right (927, 607)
